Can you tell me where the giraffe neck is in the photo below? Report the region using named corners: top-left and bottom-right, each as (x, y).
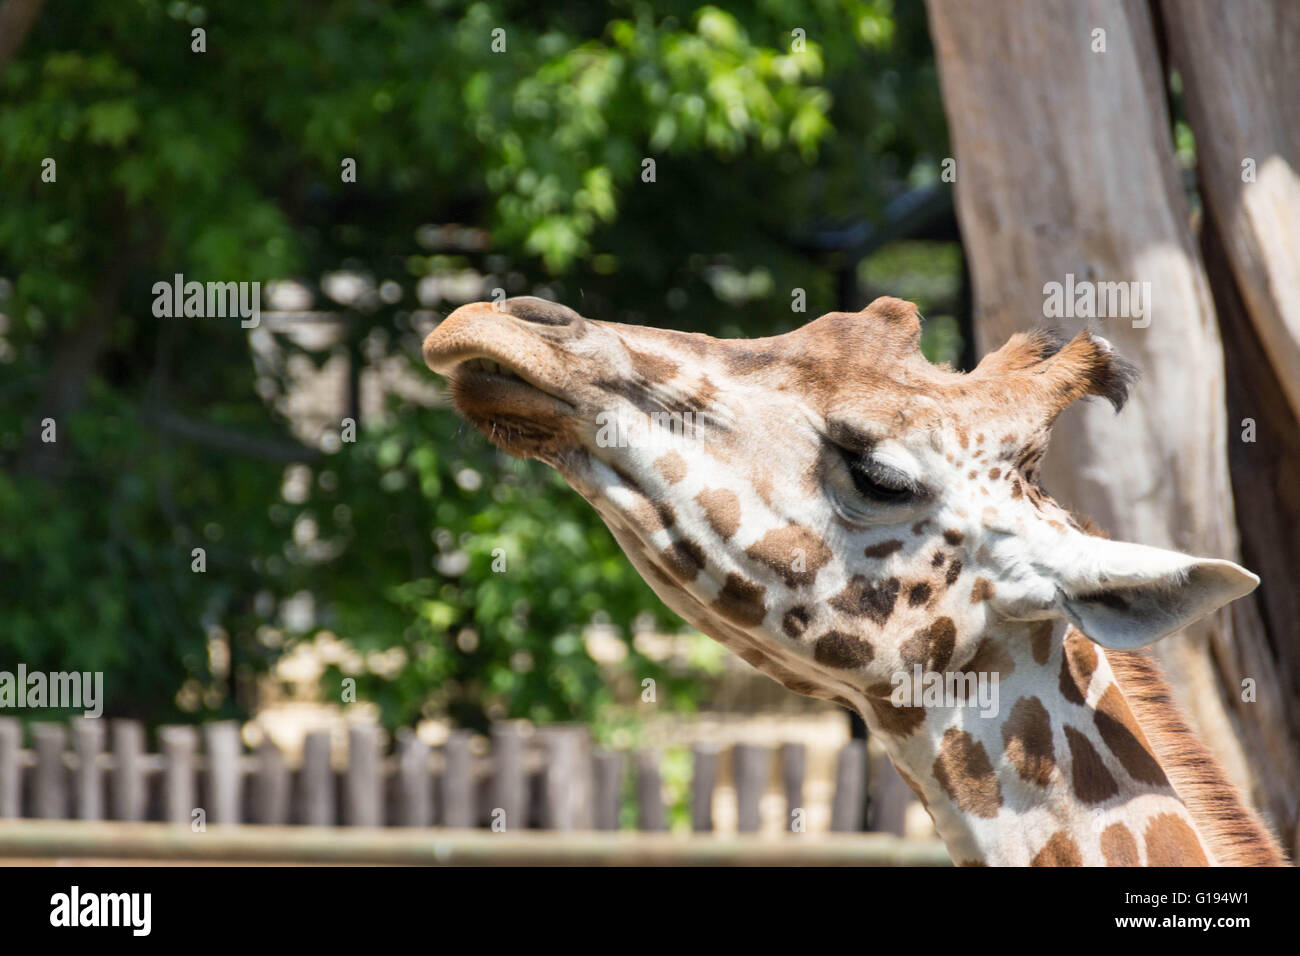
top-left (863, 620), bottom-right (1216, 866)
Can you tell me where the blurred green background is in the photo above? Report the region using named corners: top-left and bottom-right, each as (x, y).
top-left (0, 1), bottom-right (964, 736)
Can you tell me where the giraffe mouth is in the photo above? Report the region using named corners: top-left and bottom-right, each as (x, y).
top-left (446, 356), bottom-right (576, 457)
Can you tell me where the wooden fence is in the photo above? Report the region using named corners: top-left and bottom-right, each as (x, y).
top-left (0, 717), bottom-right (879, 833)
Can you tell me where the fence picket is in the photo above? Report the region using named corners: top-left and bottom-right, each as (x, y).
top-left (733, 743), bottom-right (770, 833)
top-left (635, 750), bottom-right (666, 832)
top-left (33, 723), bottom-right (68, 819)
top-left (780, 743), bottom-right (806, 832)
top-left (691, 744), bottom-right (718, 832)
top-left (591, 749), bottom-right (623, 831)
top-left (830, 739), bottom-right (867, 833)
top-left (344, 724), bottom-right (383, 827)
top-left (0, 719), bottom-right (20, 819)
top-left (159, 725), bottom-right (198, 825)
top-left (300, 730), bottom-right (335, 826)
top-left (394, 729), bottom-right (431, 827)
top-left (203, 721), bottom-right (243, 824)
top-left (72, 718), bottom-right (105, 820)
top-left (110, 719), bottom-right (146, 822)
top-left (251, 737), bottom-right (290, 825)
top-left (440, 730), bottom-right (473, 828)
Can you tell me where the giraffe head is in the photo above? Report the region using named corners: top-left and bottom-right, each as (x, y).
top-left (422, 296), bottom-right (1258, 708)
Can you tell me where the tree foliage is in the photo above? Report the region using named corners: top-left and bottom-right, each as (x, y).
top-left (0, 1), bottom-right (948, 728)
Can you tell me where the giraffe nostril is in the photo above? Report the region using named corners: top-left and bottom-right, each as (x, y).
top-left (503, 296), bottom-right (584, 328)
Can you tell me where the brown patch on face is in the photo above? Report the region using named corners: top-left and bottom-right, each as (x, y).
top-left (864, 539), bottom-right (903, 559)
top-left (956, 427), bottom-right (969, 449)
top-left (1029, 620), bottom-right (1053, 665)
top-left (654, 451), bottom-right (687, 485)
top-left (1101, 822), bottom-right (1141, 866)
top-left (1064, 725), bottom-right (1119, 804)
top-left (1059, 633), bottom-right (1098, 705)
top-left (943, 529), bottom-right (964, 546)
top-left (988, 468), bottom-right (1001, 480)
top-left (753, 469), bottom-right (775, 506)
top-left (829, 576), bottom-right (900, 625)
top-left (1144, 813), bottom-right (1209, 866)
top-left (944, 559), bottom-right (963, 587)
top-left (959, 636), bottom-right (1016, 680)
top-left (931, 550), bottom-right (945, 568)
top-left (1010, 479), bottom-right (1023, 499)
top-left (782, 606), bottom-right (809, 639)
top-left (1001, 696), bottom-right (1055, 787)
top-left (865, 683), bottom-right (927, 736)
top-left (968, 470), bottom-right (978, 479)
top-left (712, 573), bottom-right (767, 627)
top-left (1094, 685), bottom-right (1169, 787)
top-left (969, 577), bottom-right (995, 603)
top-left (900, 617), bottom-right (956, 672)
top-left (745, 524), bottom-right (833, 588)
top-left (1030, 832), bottom-right (1082, 867)
top-left (626, 346), bottom-right (679, 383)
top-left (907, 581), bottom-right (932, 607)
top-left (661, 539), bottom-right (706, 582)
top-left (813, 630), bottom-right (875, 670)
top-left (912, 520), bottom-right (931, 535)
top-left (627, 495), bottom-right (675, 535)
top-left (958, 859), bottom-right (987, 867)
top-left (932, 728), bottom-right (1002, 819)
top-left (694, 488), bottom-right (741, 540)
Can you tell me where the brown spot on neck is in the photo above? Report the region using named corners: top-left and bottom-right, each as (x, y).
top-left (1002, 696), bottom-right (1055, 787)
top-left (1144, 813), bottom-right (1209, 866)
top-left (899, 616), bottom-right (956, 672)
top-left (1030, 831), bottom-right (1082, 867)
top-left (1094, 684), bottom-right (1169, 787)
top-left (1060, 632), bottom-right (1098, 705)
top-left (1100, 822), bottom-right (1140, 866)
top-left (1064, 725), bottom-right (1118, 804)
top-left (813, 630), bottom-right (874, 670)
top-left (932, 728), bottom-right (1002, 819)
top-left (1028, 620), bottom-right (1053, 665)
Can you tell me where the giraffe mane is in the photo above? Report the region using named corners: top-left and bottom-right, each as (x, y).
top-left (1105, 646), bottom-right (1287, 866)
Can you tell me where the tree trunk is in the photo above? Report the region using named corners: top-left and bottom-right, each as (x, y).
top-left (925, 0), bottom-right (1298, 848)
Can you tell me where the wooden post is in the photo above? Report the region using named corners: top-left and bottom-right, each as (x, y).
top-left (72, 718), bottom-right (105, 820)
top-left (780, 743), bottom-right (807, 832)
top-left (251, 737), bottom-right (290, 825)
top-left (343, 724), bottom-right (383, 827)
top-left (32, 723), bottom-right (67, 819)
top-left (159, 725), bottom-right (198, 825)
top-left (591, 750), bottom-right (624, 831)
top-left (830, 740), bottom-right (867, 833)
top-left (439, 731), bottom-right (474, 828)
top-left (691, 744), bottom-right (718, 832)
top-left (394, 729), bottom-right (432, 827)
top-left (202, 721), bottom-right (243, 824)
top-left (540, 727), bottom-right (588, 831)
top-left (110, 719), bottom-right (146, 822)
top-left (490, 723), bottom-right (527, 833)
top-left (733, 744), bottom-right (770, 833)
top-left (0, 719), bottom-right (20, 819)
top-left (635, 750), bottom-right (666, 832)
top-left (300, 730), bottom-right (335, 826)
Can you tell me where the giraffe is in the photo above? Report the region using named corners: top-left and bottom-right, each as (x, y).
top-left (422, 294), bottom-right (1285, 866)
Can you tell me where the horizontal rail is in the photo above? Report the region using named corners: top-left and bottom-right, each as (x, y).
top-left (0, 820), bottom-right (953, 866)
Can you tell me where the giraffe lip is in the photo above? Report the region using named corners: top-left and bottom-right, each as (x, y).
top-left (450, 356), bottom-right (573, 411)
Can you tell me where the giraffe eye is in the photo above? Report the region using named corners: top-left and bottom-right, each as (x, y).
top-left (840, 450), bottom-right (918, 504)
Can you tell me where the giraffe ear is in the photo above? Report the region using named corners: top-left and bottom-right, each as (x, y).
top-left (1050, 538), bottom-right (1259, 650)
